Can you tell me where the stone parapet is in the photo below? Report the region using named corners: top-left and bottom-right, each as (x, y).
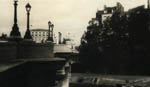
top-left (0, 41), bottom-right (17, 61)
top-left (18, 42), bottom-right (54, 59)
top-left (0, 58), bottom-right (70, 87)
top-left (0, 41), bottom-right (54, 60)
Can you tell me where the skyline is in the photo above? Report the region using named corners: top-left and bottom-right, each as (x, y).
top-left (0, 0), bottom-right (148, 45)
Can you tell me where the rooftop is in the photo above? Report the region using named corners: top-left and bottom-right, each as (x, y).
top-left (31, 29), bottom-right (48, 31)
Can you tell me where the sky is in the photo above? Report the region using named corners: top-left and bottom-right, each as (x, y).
top-left (0, 0), bottom-right (147, 45)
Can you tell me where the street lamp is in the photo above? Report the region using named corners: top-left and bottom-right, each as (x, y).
top-left (47, 21), bottom-right (54, 42)
top-left (24, 3), bottom-right (32, 39)
top-left (10, 0), bottom-right (21, 37)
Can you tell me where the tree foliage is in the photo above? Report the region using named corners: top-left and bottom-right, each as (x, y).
top-left (79, 7), bottom-right (150, 75)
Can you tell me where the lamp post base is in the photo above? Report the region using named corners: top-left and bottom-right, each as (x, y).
top-left (24, 29), bottom-right (32, 40)
top-left (10, 24), bottom-right (21, 37)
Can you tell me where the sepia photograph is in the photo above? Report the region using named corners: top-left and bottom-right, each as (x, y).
top-left (0, 0), bottom-right (150, 87)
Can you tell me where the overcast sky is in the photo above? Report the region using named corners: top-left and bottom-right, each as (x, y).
top-left (0, 0), bottom-right (147, 45)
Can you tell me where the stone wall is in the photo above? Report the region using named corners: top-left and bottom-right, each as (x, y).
top-left (19, 42), bottom-right (54, 59)
top-left (0, 60), bottom-right (69, 87)
top-left (0, 42), bottom-right (17, 61)
top-left (0, 41), bottom-right (54, 60)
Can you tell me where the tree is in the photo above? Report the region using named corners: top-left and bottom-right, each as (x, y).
top-left (79, 23), bottom-right (102, 72)
top-left (127, 7), bottom-right (150, 74)
top-left (79, 7), bottom-right (150, 75)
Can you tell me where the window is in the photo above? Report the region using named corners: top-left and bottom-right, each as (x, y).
top-left (35, 32), bottom-right (37, 36)
top-left (31, 32), bottom-right (34, 35)
top-left (47, 32), bottom-right (48, 36)
top-left (43, 32), bottom-right (45, 36)
top-left (39, 32), bottom-right (41, 36)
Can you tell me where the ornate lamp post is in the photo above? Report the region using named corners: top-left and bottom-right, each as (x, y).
top-left (24, 3), bottom-right (32, 39)
top-left (10, 0), bottom-right (21, 37)
top-left (47, 21), bottom-right (54, 42)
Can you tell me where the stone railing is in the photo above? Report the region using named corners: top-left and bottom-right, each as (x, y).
top-left (0, 41), bottom-right (17, 61)
top-left (0, 41), bottom-right (54, 61)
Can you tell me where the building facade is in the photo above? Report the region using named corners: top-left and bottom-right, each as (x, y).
top-left (31, 29), bottom-right (57, 43)
top-left (31, 29), bottom-right (49, 43)
top-left (95, 2), bottom-right (124, 24)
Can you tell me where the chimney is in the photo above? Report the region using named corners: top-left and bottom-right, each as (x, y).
top-left (104, 5), bottom-right (107, 9)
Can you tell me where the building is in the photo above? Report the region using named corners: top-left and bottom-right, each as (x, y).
top-left (87, 2), bottom-right (124, 32)
top-left (95, 2), bottom-right (124, 24)
top-left (31, 29), bottom-right (57, 43)
top-left (31, 29), bottom-right (48, 43)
